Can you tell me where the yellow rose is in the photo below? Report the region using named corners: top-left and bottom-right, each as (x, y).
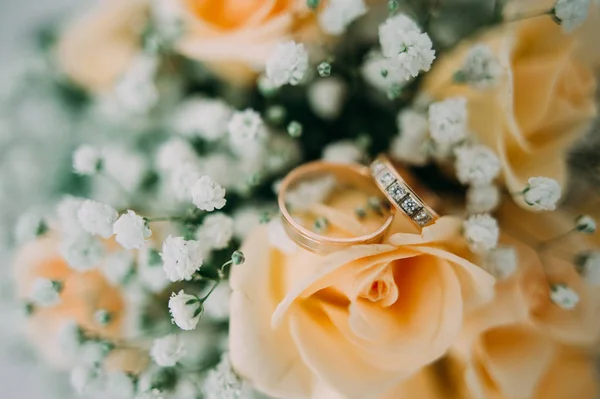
top-left (56, 0), bottom-right (147, 91)
top-left (422, 18), bottom-right (597, 200)
top-left (229, 200), bottom-right (494, 399)
top-left (12, 235), bottom-right (147, 372)
top-left (175, 0), bottom-right (321, 86)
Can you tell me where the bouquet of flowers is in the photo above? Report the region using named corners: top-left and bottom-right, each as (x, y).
top-left (2, 0), bottom-right (600, 398)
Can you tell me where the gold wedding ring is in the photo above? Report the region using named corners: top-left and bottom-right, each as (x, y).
top-left (278, 161), bottom-right (395, 255)
top-left (370, 155), bottom-right (439, 228)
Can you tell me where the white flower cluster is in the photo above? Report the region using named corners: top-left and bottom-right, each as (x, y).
top-left (322, 140), bottom-right (365, 164)
top-left (463, 214), bottom-right (499, 254)
top-left (454, 144), bottom-right (501, 186)
top-left (161, 236), bottom-right (205, 282)
top-left (319, 0), bottom-right (368, 35)
top-left (151, 334), bottom-right (186, 367)
top-left (457, 44), bottom-right (503, 89)
top-left (522, 177), bottom-right (562, 211)
top-left (390, 109), bottom-right (430, 166)
top-left (265, 41), bottom-right (309, 88)
top-left (169, 290), bottom-right (202, 330)
top-left (192, 176), bottom-right (227, 212)
top-left (553, 0), bottom-right (590, 32)
top-left (202, 353), bottom-right (253, 399)
top-left (171, 97), bottom-right (233, 141)
top-left (429, 97), bottom-right (468, 146)
top-left (196, 213), bottom-right (234, 251)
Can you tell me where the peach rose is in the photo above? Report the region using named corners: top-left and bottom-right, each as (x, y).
top-left (175, 0), bottom-right (321, 86)
top-left (229, 206), bottom-right (494, 399)
top-left (13, 235), bottom-right (147, 372)
top-left (56, 0), bottom-right (147, 91)
top-left (422, 18), bottom-right (597, 200)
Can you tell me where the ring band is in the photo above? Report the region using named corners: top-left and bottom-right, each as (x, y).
top-left (278, 161), bottom-right (395, 255)
top-left (370, 155), bottom-right (439, 228)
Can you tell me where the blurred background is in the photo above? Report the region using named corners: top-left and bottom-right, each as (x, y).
top-left (0, 2), bottom-right (85, 397)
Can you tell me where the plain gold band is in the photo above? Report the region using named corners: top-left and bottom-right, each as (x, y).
top-left (370, 155), bottom-right (439, 229)
top-left (278, 161), bottom-right (394, 255)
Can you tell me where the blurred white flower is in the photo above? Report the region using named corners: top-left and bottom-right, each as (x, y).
top-left (60, 234), bottom-right (104, 271)
top-left (138, 245), bottom-right (170, 293)
top-left (458, 44), bottom-right (503, 89)
top-left (466, 184), bottom-right (500, 214)
top-left (484, 246), bottom-right (518, 280)
top-left (265, 41), bottom-right (309, 87)
top-left (29, 278), bottom-right (62, 307)
top-left (577, 252), bottom-right (600, 285)
top-left (151, 334), bottom-right (186, 367)
top-left (102, 146), bottom-right (148, 190)
top-left (162, 236), bottom-right (204, 282)
top-left (113, 210), bottom-right (152, 250)
top-left (322, 140), bottom-right (365, 164)
top-left (156, 138), bottom-right (200, 173)
top-left (575, 215), bottom-right (596, 233)
top-left (169, 290), bottom-right (202, 330)
top-left (192, 176), bottom-right (227, 211)
top-left (319, 0), bottom-right (367, 35)
top-left (454, 145), bottom-right (501, 186)
top-left (77, 200), bottom-right (118, 238)
top-left (79, 340), bottom-right (111, 366)
top-left (429, 97), bottom-right (468, 146)
top-left (463, 214), bottom-right (499, 253)
top-left (202, 353), bottom-right (253, 399)
top-left (550, 283), bottom-right (580, 309)
top-left (171, 97), bottom-right (233, 141)
top-left (169, 162), bottom-right (203, 201)
top-left (115, 54), bottom-right (159, 114)
top-left (553, 0), bottom-right (590, 32)
top-left (522, 177), bottom-right (562, 211)
top-left (227, 109), bottom-right (266, 158)
top-left (73, 145), bottom-right (102, 175)
top-left (15, 210), bottom-right (46, 244)
top-left (196, 213), bottom-right (234, 250)
top-left (104, 371), bottom-right (136, 399)
top-left (70, 365), bottom-right (105, 396)
top-left (390, 109), bottom-right (429, 166)
top-left (57, 196), bottom-right (85, 235)
top-left (58, 320), bottom-right (83, 358)
top-left (101, 252), bottom-right (134, 286)
top-left (308, 77), bottom-right (347, 120)
top-left (361, 51), bottom-right (409, 92)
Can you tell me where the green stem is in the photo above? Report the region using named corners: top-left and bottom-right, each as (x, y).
top-left (145, 216), bottom-right (185, 223)
top-left (199, 281), bottom-right (220, 302)
top-left (504, 8), bottom-right (552, 23)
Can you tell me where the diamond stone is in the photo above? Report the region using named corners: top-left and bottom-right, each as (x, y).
top-left (376, 170), bottom-right (396, 188)
top-left (401, 195), bottom-right (422, 216)
top-left (386, 182), bottom-right (408, 203)
top-left (413, 209), bottom-right (433, 227)
top-left (370, 161), bottom-right (385, 175)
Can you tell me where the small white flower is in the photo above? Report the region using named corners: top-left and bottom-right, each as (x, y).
top-left (105, 371), bottom-right (136, 399)
top-left (156, 138), bottom-right (199, 173)
top-left (161, 236), bottom-right (205, 282)
top-left (575, 215), bottom-right (596, 233)
top-left (202, 353), bottom-right (254, 399)
top-left (171, 97), bottom-right (232, 141)
top-left (319, 0), bottom-right (368, 35)
top-left (138, 246), bottom-right (170, 293)
top-left (227, 109), bottom-right (266, 158)
top-left (429, 97), bottom-right (468, 146)
top-left (15, 211), bottom-right (47, 244)
top-left (265, 40), bottom-right (309, 87)
top-left (390, 109), bottom-right (430, 166)
top-left (169, 290), bottom-right (202, 330)
top-left (484, 246), bottom-right (518, 280)
top-left (577, 252), bottom-right (600, 285)
top-left (73, 145), bottom-right (102, 175)
top-left (102, 252), bottom-right (134, 286)
top-left (550, 283), bottom-right (580, 310)
top-left (454, 145), bottom-right (501, 186)
top-left (151, 334), bottom-right (186, 367)
top-left (457, 44), bottom-right (503, 89)
top-left (115, 54), bottom-right (159, 114)
top-left (79, 340), bottom-right (112, 366)
top-left (58, 320), bottom-right (83, 358)
top-left (268, 219), bottom-right (298, 254)
top-left (202, 153), bottom-right (243, 190)
top-left (553, 0), bottom-right (590, 32)
top-left (30, 278), bottom-right (62, 307)
top-left (57, 196), bottom-right (85, 234)
top-left (191, 176), bottom-right (227, 211)
top-left (60, 234), bottom-right (105, 271)
top-left (102, 146), bottom-right (148, 190)
top-left (466, 184), bottom-right (500, 214)
top-left (463, 214), bottom-right (499, 253)
top-left (378, 14), bottom-right (436, 80)
top-left (285, 175), bottom-right (337, 212)
top-left (197, 213), bottom-right (234, 250)
top-left (113, 210), bottom-right (152, 250)
top-left (94, 308), bottom-right (112, 325)
top-left (232, 206), bottom-right (267, 240)
top-left (202, 283), bottom-right (231, 321)
top-left (322, 140), bottom-right (365, 164)
top-left (136, 389), bottom-right (166, 399)
top-left (307, 77), bottom-right (348, 120)
top-left (77, 200), bottom-right (118, 239)
top-left (361, 51), bottom-right (410, 92)
top-left (70, 365), bottom-right (105, 396)
top-left (522, 177), bottom-right (562, 211)
top-left (169, 161), bottom-right (203, 201)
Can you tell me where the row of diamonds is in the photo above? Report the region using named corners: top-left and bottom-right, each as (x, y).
top-left (372, 161), bottom-right (433, 227)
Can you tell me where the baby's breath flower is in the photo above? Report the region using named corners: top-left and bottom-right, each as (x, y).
top-left (484, 246), bottom-right (518, 280)
top-left (102, 146), bottom-right (148, 190)
top-left (227, 109), bottom-right (266, 155)
top-left (169, 162), bottom-right (202, 201)
top-left (378, 14), bottom-right (436, 80)
top-left (429, 97), bottom-right (468, 146)
top-left (322, 140), bottom-right (365, 164)
top-left (94, 309), bottom-right (112, 326)
top-left (285, 175), bottom-right (337, 212)
top-left (113, 210), bottom-right (152, 250)
top-left (575, 215), bottom-right (596, 233)
top-left (196, 213), bottom-right (234, 250)
top-left (466, 184), bottom-right (500, 214)
top-left (169, 290), bottom-right (202, 331)
top-left (576, 252), bottom-right (600, 285)
top-left (57, 196), bottom-right (85, 234)
top-left (58, 320), bottom-right (84, 357)
top-left (105, 371), bottom-right (136, 399)
top-left (80, 340), bottom-right (112, 366)
top-left (522, 177), bottom-right (562, 211)
top-left (151, 334), bottom-right (186, 367)
top-left (265, 40), bottom-right (309, 87)
top-left (202, 353), bottom-right (254, 399)
top-left (161, 236), bottom-right (205, 282)
top-left (455, 44), bottom-right (503, 89)
top-left (114, 54), bottom-right (159, 114)
top-left (553, 0), bottom-right (590, 32)
top-left (136, 390), bottom-right (167, 399)
top-left (70, 365), bottom-right (105, 396)
top-left (77, 200), bottom-right (118, 239)
top-left (390, 109), bottom-right (429, 166)
top-left (463, 214), bottom-right (499, 253)
top-left (550, 283), bottom-right (580, 309)
top-left (454, 145), bottom-right (501, 186)
top-left (319, 0), bottom-right (368, 35)
top-left (308, 77), bottom-right (347, 120)
top-left (156, 138), bottom-right (199, 173)
top-left (30, 278), bottom-right (62, 307)
top-left (15, 211), bottom-right (47, 244)
top-left (73, 145), bottom-right (102, 175)
top-left (138, 246), bottom-right (170, 293)
top-left (171, 97), bottom-right (232, 141)
top-left (191, 176), bottom-right (227, 211)
top-left (60, 234), bottom-right (104, 271)
top-left (361, 52), bottom-right (409, 92)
